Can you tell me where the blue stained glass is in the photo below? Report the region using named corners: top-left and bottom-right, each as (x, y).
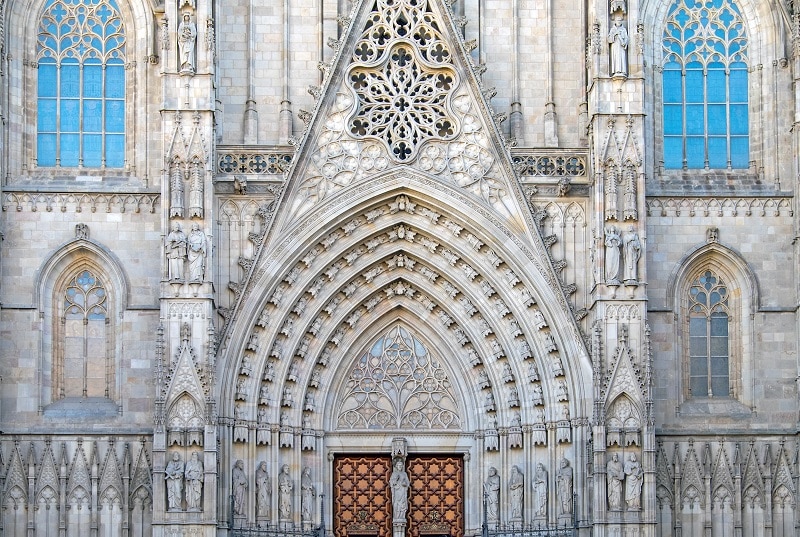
top-left (38, 63), bottom-right (57, 97)
top-left (707, 137), bottom-right (727, 168)
top-left (730, 137), bottom-right (749, 168)
top-left (663, 67), bottom-right (683, 103)
top-left (82, 134), bottom-right (102, 166)
top-left (38, 100), bottom-right (57, 131)
top-left (38, 134), bottom-right (57, 166)
top-left (105, 64), bottom-right (124, 98)
top-left (685, 68), bottom-right (704, 102)
top-left (60, 64), bottom-right (80, 97)
top-left (707, 68), bottom-right (726, 102)
top-left (60, 134), bottom-right (80, 166)
top-left (83, 64), bottom-right (102, 97)
top-left (686, 137), bottom-right (705, 168)
top-left (106, 134), bottom-right (124, 167)
top-left (707, 104), bottom-right (726, 135)
top-left (105, 100), bottom-right (124, 132)
top-left (686, 104), bottom-right (704, 135)
top-left (664, 136), bottom-right (684, 168)
top-left (83, 100), bottom-right (102, 132)
top-left (60, 99), bottom-right (80, 132)
top-left (729, 104), bottom-right (748, 135)
top-left (664, 104), bottom-right (683, 135)
top-left (729, 67), bottom-right (747, 102)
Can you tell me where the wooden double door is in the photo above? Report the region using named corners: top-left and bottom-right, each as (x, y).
top-left (333, 454), bottom-right (464, 537)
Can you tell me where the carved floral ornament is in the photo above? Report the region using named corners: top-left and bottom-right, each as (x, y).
top-left (227, 193), bottom-right (577, 435)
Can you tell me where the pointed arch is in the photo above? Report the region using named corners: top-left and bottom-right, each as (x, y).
top-left (668, 240), bottom-right (758, 406)
top-left (35, 235), bottom-right (128, 411)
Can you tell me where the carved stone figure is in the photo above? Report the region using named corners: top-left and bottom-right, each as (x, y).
top-left (485, 416), bottom-right (499, 451)
top-left (170, 160), bottom-right (185, 217)
top-left (390, 458), bottom-right (410, 522)
top-left (302, 414), bottom-right (315, 451)
top-left (178, 12), bottom-right (197, 72)
top-left (509, 465), bottom-right (524, 520)
top-left (607, 453), bottom-right (624, 510)
top-left (534, 463), bottom-right (547, 517)
top-left (301, 466), bottom-right (315, 522)
top-left (485, 467), bottom-right (500, 522)
top-left (166, 221), bottom-right (187, 281)
top-left (279, 464), bottom-right (293, 520)
top-left (256, 461), bottom-right (271, 519)
top-left (557, 457), bottom-right (574, 515)
top-left (624, 453), bottom-right (643, 509)
top-left (280, 411), bottom-right (293, 448)
top-left (187, 223), bottom-right (207, 282)
top-left (165, 451), bottom-right (184, 510)
top-left (188, 160), bottom-right (204, 217)
top-left (508, 412), bottom-right (523, 448)
top-left (604, 225), bottom-right (622, 285)
top-left (608, 17), bottom-right (629, 77)
top-left (623, 226), bottom-right (641, 284)
top-left (184, 451), bottom-right (203, 511)
top-left (232, 459), bottom-right (247, 516)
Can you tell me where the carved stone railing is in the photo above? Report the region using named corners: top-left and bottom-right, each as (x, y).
top-left (217, 146), bottom-right (294, 175)
top-left (510, 149), bottom-right (588, 178)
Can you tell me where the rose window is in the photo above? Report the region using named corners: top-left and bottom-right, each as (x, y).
top-left (348, 44), bottom-right (458, 162)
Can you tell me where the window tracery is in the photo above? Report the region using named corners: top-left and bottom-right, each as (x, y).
top-left (662, 0), bottom-right (748, 169)
top-left (687, 269), bottom-right (730, 398)
top-left (36, 0), bottom-right (127, 168)
top-left (337, 325), bottom-right (461, 430)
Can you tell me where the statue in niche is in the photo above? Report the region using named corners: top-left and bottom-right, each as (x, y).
top-left (509, 465), bottom-right (524, 520)
top-left (390, 458), bottom-right (410, 522)
top-left (279, 464), bottom-right (293, 520)
top-left (484, 467), bottom-right (500, 522)
top-left (301, 467), bottom-right (315, 522)
top-left (604, 225), bottom-right (622, 285)
top-left (187, 223), bottom-right (207, 282)
top-left (534, 463), bottom-right (548, 517)
top-left (184, 451), bottom-right (204, 511)
top-left (232, 459), bottom-right (247, 516)
top-left (624, 453), bottom-right (643, 509)
top-left (178, 12), bottom-right (197, 73)
top-left (607, 453), bottom-right (624, 510)
top-left (302, 414), bottom-right (315, 451)
top-left (165, 451), bottom-right (184, 510)
top-left (508, 412), bottom-right (523, 448)
top-left (256, 461), bottom-right (271, 519)
top-left (188, 159), bottom-right (204, 218)
top-left (166, 221), bottom-right (187, 281)
top-left (608, 15), bottom-right (629, 77)
top-left (170, 159), bottom-right (185, 217)
top-left (485, 416), bottom-right (499, 451)
top-left (622, 226), bottom-right (641, 284)
top-left (557, 457), bottom-right (574, 515)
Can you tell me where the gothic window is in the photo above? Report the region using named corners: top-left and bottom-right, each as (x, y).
top-left (36, 0), bottom-right (126, 168)
top-left (58, 269), bottom-right (111, 399)
top-left (687, 270), bottom-right (730, 398)
top-left (662, 0), bottom-right (748, 169)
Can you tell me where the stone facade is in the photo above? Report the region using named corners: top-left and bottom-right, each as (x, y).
top-left (0, 0), bottom-right (797, 536)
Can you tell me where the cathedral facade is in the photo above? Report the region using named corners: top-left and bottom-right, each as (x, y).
top-left (0, 0), bottom-right (797, 535)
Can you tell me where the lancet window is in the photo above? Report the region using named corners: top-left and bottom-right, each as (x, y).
top-left (662, 0), bottom-right (748, 169)
top-left (688, 270), bottom-right (730, 398)
top-left (36, 0), bottom-right (127, 168)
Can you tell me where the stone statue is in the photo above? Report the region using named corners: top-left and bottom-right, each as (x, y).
top-left (624, 453), bottom-right (643, 509)
top-left (622, 226), bottom-right (641, 284)
top-left (301, 466), bottom-right (315, 522)
top-left (187, 224), bottom-right (207, 282)
top-left (607, 453), bottom-right (624, 510)
top-left (178, 12), bottom-right (197, 72)
top-left (604, 225), bottom-right (622, 285)
top-left (280, 411), bottom-right (293, 448)
top-left (484, 466), bottom-right (500, 522)
top-left (279, 464), bottom-right (293, 520)
top-left (166, 221), bottom-right (187, 281)
top-left (508, 412), bottom-right (523, 448)
top-left (534, 463), bottom-right (548, 517)
top-left (557, 457), bottom-right (574, 515)
top-left (390, 458), bottom-right (410, 522)
top-left (165, 451), bottom-right (184, 510)
top-left (509, 465), bottom-right (524, 520)
top-left (608, 17), bottom-right (629, 77)
top-left (485, 416), bottom-right (499, 451)
top-left (184, 451), bottom-right (203, 511)
top-left (232, 459), bottom-right (247, 516)
top-left (256, 461), bottom-right (271, 519)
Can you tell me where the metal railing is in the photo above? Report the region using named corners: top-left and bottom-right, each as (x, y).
top-left (229, 494), bottom-right (326, 537)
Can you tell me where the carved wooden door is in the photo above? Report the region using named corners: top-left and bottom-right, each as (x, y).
top-left (333, 455), bottom-right (463, 537)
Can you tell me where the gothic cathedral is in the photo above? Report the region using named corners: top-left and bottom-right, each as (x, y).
top-left (0, 0), bottom-right (796, 535)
